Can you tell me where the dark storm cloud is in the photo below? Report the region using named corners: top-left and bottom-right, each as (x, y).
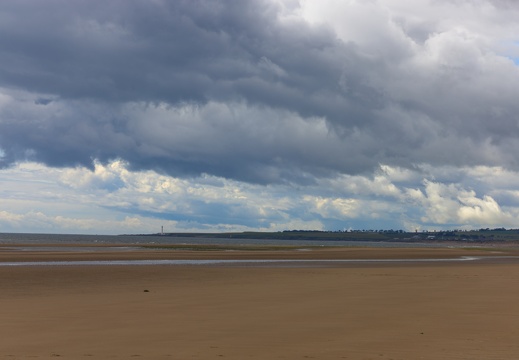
top-left (0, 0), bottom-right (380, 177)
top-left (0, 0), bottom-right (362, 110)
top-left (1, 0), bottom-right (519, 183)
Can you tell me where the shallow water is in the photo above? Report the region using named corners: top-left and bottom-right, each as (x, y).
top-left (0, 256), bottom-right (495, 267)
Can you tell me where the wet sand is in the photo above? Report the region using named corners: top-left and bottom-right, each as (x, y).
top-left (2, 245), bottom-right (519, 359)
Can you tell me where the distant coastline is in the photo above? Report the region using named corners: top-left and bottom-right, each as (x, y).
top-left (132, 228), bottom-right (519, 245)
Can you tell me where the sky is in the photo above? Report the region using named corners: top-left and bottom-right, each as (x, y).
top-left (1, 0), bottom-right (519, 235)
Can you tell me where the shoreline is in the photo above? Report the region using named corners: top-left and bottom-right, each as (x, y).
top-left (2, 242), bottom-right (519, 261)
top-left (3, 244), bottom-right (519, 267)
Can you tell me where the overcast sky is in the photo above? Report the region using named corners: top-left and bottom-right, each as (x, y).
top-left (1, 0), bottom-right (519, 234)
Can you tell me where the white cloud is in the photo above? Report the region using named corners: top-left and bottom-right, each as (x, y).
top-left (0, 208), bottom-right (174, 234)
top-left (405, 179), bottom-right (519, 228)
top-left (304, 196), bottom-right (360, 219)
top-left (457, 194), bottom-right (509, 223)
top-left (3, 160), bottom-right (519, 233)
top-left (324, 166), bottom-right (404, 199)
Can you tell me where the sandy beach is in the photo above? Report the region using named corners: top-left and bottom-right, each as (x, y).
top-left (2, 245), bottom-right (519, 359)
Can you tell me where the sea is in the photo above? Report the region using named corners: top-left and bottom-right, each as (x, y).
top-left (0, 232), bottom-right (450, 248)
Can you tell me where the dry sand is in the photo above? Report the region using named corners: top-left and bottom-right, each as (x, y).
top-left (2, 246), bottom-right (519, 359)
